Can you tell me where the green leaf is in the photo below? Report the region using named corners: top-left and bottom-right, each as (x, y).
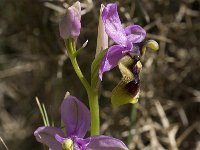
top-left (91, 48), bottom-right (107, 88)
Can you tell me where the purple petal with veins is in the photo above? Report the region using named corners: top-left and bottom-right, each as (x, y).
top-left (102, 3), bottom-right (128, 46)
top-left (124, 25), bottom-right (146, 43)
top-left (61, 96), bottom-right (90, 138)
top-left (84, 135), bottom-right (129, 150)
top-left (34, 126), bottom-right (65, 150)
top-left (55, 134), bottom-right (66, 144)
top-left (99, 45), bottom-right (131, 80)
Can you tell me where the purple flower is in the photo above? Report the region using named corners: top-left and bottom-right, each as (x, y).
top-left (34, 95), bottom-right (128, 150)
top-left (99, 3), bottom-right (146, 80)
top-left (59, 1), bottom-right (81, 39)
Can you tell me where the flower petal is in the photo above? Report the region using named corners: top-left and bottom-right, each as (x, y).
top-left (99, 45), bottom-right (130, 80)
top-left (34, 126), bottom-right (65, 150)
top-left (83, 135), bottom-right (129, 150)
top-left (124, 25), bottom-right (146, 43)
top-left (102, 3), bottom-right (128, 46)
top-left (61, 96), bottom-right (90, 138)
top-left (55, 134), bottom-right (66, 144)
top-left (59, 1), bottom-right (81, 39)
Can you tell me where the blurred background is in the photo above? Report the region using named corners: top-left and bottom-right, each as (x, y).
top-left (0, 0), bottom-right (200, 149)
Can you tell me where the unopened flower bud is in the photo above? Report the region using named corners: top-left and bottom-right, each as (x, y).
top-left (95, 4), bottom-right (108, 57)
top-left (59, 2), bottom-right (81, 39)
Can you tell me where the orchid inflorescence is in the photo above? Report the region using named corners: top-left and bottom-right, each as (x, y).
top-left (34, 1), bottom-right (158, 150)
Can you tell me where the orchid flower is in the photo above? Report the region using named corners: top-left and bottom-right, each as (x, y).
top-left (99, 3), bottom-right (146, 80)
top-left (98, 3), bottom-right (159, 106)
top-left (34, 95), bottom-right (128, 150)
top-left (59, 1), bottom-right (81, 39)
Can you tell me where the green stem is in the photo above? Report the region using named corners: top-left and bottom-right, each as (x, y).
top-left (66, 38), bottom-right (100, 136)
top-left (67, 39), bottom-right (91, 91)
top-left (127, 105), bottom-right (137, 145)
top-left (88, 90), bottom-right (100, 135)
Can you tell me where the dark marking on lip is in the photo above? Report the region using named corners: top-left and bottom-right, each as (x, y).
top-left (124, 80), bottom-right (140, 97)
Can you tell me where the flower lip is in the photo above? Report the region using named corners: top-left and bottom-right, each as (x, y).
top-left (125, 80), bottom-right (140, 97)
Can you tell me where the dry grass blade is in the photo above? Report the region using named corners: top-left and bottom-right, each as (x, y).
top-left (0, 63), bottom-right (40, 79)
top-left (146, 34), bottom-right (172, 43)
top-left (147, 118), bottom-right (165, 150)
top-left (177, 122), bottom-right (199, 147)
top-left (44, 2), bottom-right (65, 13)
top-left (0, 136), bottom-right (9, 150)
top-left (177, 107), bottom-right (189, 126)
top-left (154, 100), bottom-right (178, 150)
